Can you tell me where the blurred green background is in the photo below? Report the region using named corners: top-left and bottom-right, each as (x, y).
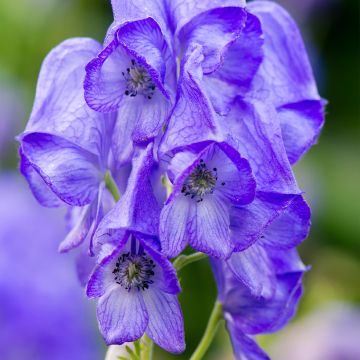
top-left (0, 0), bottom-right (359, 359)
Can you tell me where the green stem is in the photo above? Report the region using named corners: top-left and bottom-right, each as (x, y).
top-left (140, 335), bottom-right (153, 360)
top-left (173, 252), bottom-right (208, 271)
top-left (189, 301), bottom-right (223, 360)
top-left (161, 174), bottom-right (173, 198)
top-left (104, 170), bottom-right (121, 202)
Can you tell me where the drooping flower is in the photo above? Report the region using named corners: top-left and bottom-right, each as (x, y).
top-left (18, 38), bottom-right (115, 253)
top-left (87, 233), bottom-right (184, 352)
top-left (247, 1), bottom-right (325, 164)
top-left (87, 143), bottom-right (184, 352)
top-left (212, 247), bottom-right (307, 360)
top-left (84, 16), bottom-right (176, 166)
top-left (158, 45), bottom-right (311, 260)
top-left (160, 141), bottom-right (256, 258)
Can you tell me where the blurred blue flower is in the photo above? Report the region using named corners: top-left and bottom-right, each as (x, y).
top-left (0, 173), bottom-right (104, 360)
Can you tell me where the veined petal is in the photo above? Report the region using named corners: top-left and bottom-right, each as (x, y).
top-left (226, 97), bottom-right (299, 194)
top-left (143, 289), bottom-right (185, 353)
top-left (25, 37), bottom-right (113, 159)
top-left (159, 195), bottom-right (195, 258)
top-left (227, 321), bottom-right (270, 360)
top-left (21, 132), bottom-right (101, 206)
top-left (227, 272), bottom-right (304, 334)
top-left (190, 194), bottom-right (232, 258)
top-left (278, 100), bottom-right (325, 164)
top-left (159, 45), bottom-right (220, 157)
top-left (111, 102), bottom-right (137, 167)
top-left (268, 248), bottom-right (308, 275)
top-left (216, 12), bottom-right (264, 90)
top-left (248, 1), bottom-right (325, 163)
top-left (226, 244), bottom-right (276, 299)
top-left (131, 89), bottom-right (172, 143)
top-left (178, 7), bottom-right (247, 74)
top-left (97, 286), bottom-right (149, 345)
top-left (248, 1), bottom-right (320, 106)
top-left (19, 148), bottom-right (63, 207)
top-left (260, 195), bottom-right (311, 249)
top-left (212, 142), bottom-right (256, 205)
top-left (96, 143), bottom-right (160, 237)
top-left (58, 204), bottom-right (92, 253)
top-left (167, 0), bottom-right (246, 34)
top-left (230, 192), bottom-right (296, 251)
top-left (111, 0), bottom-right (172, 44)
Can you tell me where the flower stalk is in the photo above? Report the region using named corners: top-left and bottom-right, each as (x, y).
top-left (105, 170), bottom-right (121, 202)
top-left (190, 301), bottom-right (223, 360)
top-left (173, 252), bottom-right (208, 271)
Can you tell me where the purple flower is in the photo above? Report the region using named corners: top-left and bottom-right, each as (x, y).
top-left (212, 247), bottom-right (306, 360)
top-left (160, 141), bottom-right (256, 258)
top-left (246, 1), bottom-right (326, 164)
top-left (18, 38), bottom-right (115, 253)
top-left (225, 195), bottom-right (310, 299)
top-left (84, 17), bottom-right (176, 166)
top-left (87, 144), bottom-right (185, 352)
top-left (161, 2), bottom-right (324, 165)
top-left (87, 233), bottom-right (184, 352)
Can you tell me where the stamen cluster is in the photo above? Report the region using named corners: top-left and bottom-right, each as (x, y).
top-left (122, 59), bottom-right (156, 99)
top-left (181, 159), bottom-right (223, 202)
top-left (112, 252), bottom-right (156, 291)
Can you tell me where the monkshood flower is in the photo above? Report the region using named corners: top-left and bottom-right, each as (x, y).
top-left (212, 248), bottom-right (307, 360)
top-left (161, 1), bottom-right (324, 164)
top-left (84, 14), bottom-right (176, 166)
top-left (18, 38), bottom-right (115, 253)
top-left (160, 141), bottom-right (256, 258)
top-left (247, 1), bottom-right (325, 164)
top-left (87, 144), bottom-right (185, 352)
top-left (159, 45), bottom-right (310, 259)
top-left (87, 233), bottom-right (184, 353)
top-left (0, 173), bottom-right (103, 360)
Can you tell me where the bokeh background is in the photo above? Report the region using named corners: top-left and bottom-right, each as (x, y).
top-left (0, 0), bottom-right (359, 359)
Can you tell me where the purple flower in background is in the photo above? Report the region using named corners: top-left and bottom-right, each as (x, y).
top-left (18, 38), bottom-right (115, 253)
top-left (160, 141), bottom-right (256, 258)
top-left (270, 303), bottom-right (360, 360)
top-left (87, 144), bottom-right (184, 352)
top-left (0, 173), bottom-right (103, 360)
top-left (212, 248), bottom-right (306, 360)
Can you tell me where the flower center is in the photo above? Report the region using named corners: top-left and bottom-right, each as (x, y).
top-left (122, 59), bottom-right (156, 99)
top-left (182, 159), bottom-right (223, 202)
top-left (113, 252), bottom-right (155, 291)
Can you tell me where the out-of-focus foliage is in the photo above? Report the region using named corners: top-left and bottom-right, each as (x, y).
top-left (0, 0), bottom-right (359, 359)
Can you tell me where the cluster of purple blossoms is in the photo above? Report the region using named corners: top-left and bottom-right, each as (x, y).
top-left (18, 0), bottom-right (325, 359)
